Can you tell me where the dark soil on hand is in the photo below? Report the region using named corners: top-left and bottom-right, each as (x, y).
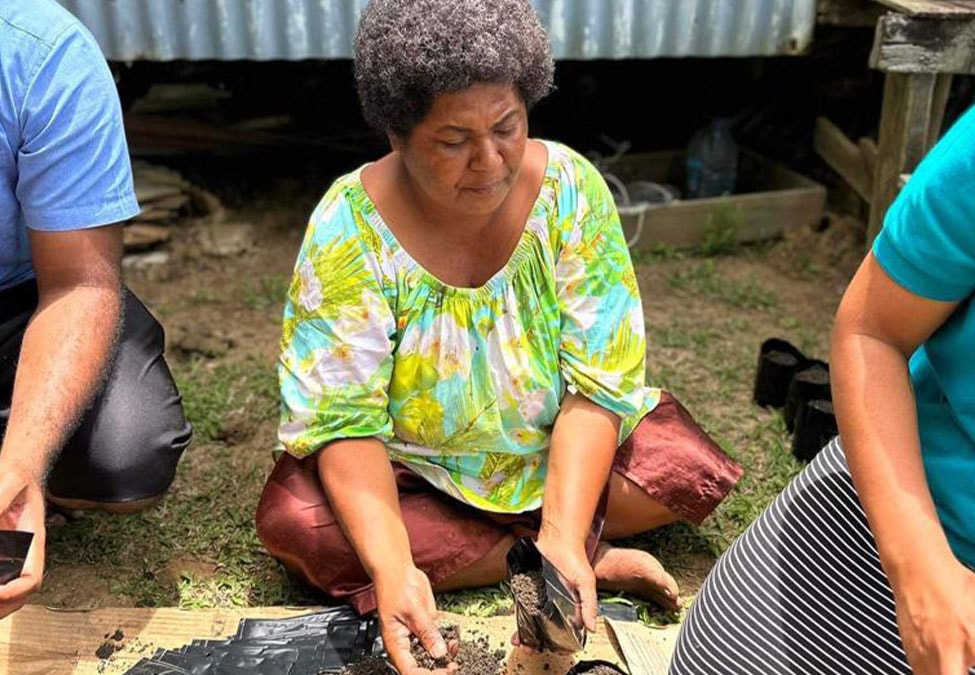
top-left (510, 571), bottom-right (546, 616)
top-left (337, 656), bottom-right (393, 675)
top-left (409, 625), bottom-right (505, 675)
top-left (410, 624), bottom-right (458, 670)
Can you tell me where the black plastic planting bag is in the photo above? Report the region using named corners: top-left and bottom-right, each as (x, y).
top-left (566, 659), bottom-right (628, 674)
top-left (506, 536), bottom-right (586, 653)
top-left (0, 530), bottom-right (32, 584)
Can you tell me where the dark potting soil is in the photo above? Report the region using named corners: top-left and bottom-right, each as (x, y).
top-left (454, 632), bottom-right (505, 675)
top-left (337, 655), bottom-right (393, 675)
top-left (572, 666), bottom-right (624, 675)
top-left (765, 350), bottom-right (799, 367)
top-left (510, 570), bottom-right (546, 616)
top-left (94, 641), bottom-right (119, 660)
top-left (410, 625), bottom-right (505, 675)
top-left (795, 366), bottom-right (829, 385)
top-left (410, 624), bottom-right (458, 670)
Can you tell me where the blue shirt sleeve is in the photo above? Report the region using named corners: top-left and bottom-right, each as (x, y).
top-left (872, 105), bottom-right (975, 303)
top-left (15, 22), bottom-right (139, 231)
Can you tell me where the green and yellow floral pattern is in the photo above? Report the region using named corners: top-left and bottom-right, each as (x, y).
top-left (279, 141), bottom-right (660, 513)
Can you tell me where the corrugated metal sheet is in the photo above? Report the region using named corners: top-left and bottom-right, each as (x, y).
top-left (56, 0), bottom-right (816, 61)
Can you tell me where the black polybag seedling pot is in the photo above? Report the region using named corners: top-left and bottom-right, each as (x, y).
top-left (506, 536), bottom-right (586, 653)
top-left (0, 530), bottom-right (32, 584)
top-left (792, 399), bottom-right (839, 462)
top-left (783, 360), bottom-right (831, 433)
top-left (566, 659), bottom-right (628, 675)
top-left (753, 338), bottom-right (806, 408)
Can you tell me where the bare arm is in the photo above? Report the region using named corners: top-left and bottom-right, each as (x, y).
top-left (538, 392), bottom-right (620, 632)
top-left (832, 253), bottom-right (957, 580)
top-left (1, 225), bottom-right (123, 480)
top-left (0, 224), bottom-right (122, 618)
top-left (832, 252), bottom-right (975, 673)
top-left (317, 439), bottom-right (452, 674)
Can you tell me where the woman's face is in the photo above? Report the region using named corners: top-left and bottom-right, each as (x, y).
top-left (390, 83), bottom-right (529, 219)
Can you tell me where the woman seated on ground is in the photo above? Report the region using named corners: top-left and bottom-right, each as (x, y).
top-left (256, 1), bottom-right (742, 672)
top-left (671, 104), bottom-right (975, 675)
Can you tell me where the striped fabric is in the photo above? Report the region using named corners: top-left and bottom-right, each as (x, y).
top-left (670, 438), bottom-right (958, 674)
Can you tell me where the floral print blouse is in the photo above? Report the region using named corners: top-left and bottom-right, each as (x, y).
top-left (278, 140), bottom-right (660, 513)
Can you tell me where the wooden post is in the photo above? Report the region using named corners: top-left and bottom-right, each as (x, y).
top-left (867, 72), bottom-right (947, 244)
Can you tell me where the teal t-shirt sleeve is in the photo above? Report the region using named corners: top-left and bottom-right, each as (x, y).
top-left (872, 105), bottom-right (975, 303)
top-left (16, 22), bottom-right (139, 231)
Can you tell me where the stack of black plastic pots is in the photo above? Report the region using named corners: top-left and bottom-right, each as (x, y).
top-left (753, 338), bottom-right (837, 462)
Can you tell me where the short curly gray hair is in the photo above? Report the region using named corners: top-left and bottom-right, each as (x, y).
top-left (354, 0), bottom-right (555, 138)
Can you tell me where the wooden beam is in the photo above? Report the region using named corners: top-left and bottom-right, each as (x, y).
top-left (872, 0), bottom-right (975, 18)
top-left (870, 12), bottom-right (975, 73)
top-left (928, 73), bottom-right (954, 145)
top-left (858, 137), bottom-right (879, 184)
top-left (818, 0), bottom-right (883, 26)
top-left (814, 117), bottom-right (874, 201)
top-left (867, 73), bottom-right (938, 243)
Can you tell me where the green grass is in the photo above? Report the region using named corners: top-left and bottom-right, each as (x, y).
top-left (243, 275), bottom-right (292, 310)
top-left (665, 260), bottom-right (778, 310)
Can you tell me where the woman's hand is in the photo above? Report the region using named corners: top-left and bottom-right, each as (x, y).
top-left (536, 529), bottom-right (598, 634)
top-left (893, 557), bottom-right (975, 675)
top-left (375, 564), bottom-right (457, 675)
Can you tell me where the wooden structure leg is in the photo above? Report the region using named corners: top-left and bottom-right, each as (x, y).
top-left (866, 72), bottom-right (952, 244)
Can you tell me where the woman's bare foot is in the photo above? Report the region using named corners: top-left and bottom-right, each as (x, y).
top-left (593, 543), bottom-right (680, 610)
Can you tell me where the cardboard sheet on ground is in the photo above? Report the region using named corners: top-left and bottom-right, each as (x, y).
top-left (0, 605), bottom-right (677, 675)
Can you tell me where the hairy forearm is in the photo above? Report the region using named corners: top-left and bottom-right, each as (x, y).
top-left (0, 286), bottom-right (121, 481)
top-left (541, 393), bottom-right (619, 549)
top-left (832, 330), bottom-right (953, 583)
top-left (317, 439), bottom-right (413, 581)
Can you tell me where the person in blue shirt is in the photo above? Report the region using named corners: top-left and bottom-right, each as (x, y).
top-left (0, 0), bottom-right (190, 617)
top-left (670, 104), bottom-right (975, 675)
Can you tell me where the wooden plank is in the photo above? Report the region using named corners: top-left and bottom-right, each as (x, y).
top-left (870, 12), bottom-right (975, 73)
top-left (872, 0), bottom-right (975, 18)
top-left (858, 137), bottom-right (879, 184)
top-left (928, 72), bottom-right (954, 145)
top-left (623, 188), bottom-right (826, 250)
top-left (0, 606), bottom-right (640, 675)
top-left (814, 116), bottom-right (874, 201)
top-left (818, 0), bottom-right (883, 26)
top-left (867, 72), bottom-right (938, 243)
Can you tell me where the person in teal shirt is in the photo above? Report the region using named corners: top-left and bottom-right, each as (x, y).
top-left (671, 104), bottom-right (975, 675)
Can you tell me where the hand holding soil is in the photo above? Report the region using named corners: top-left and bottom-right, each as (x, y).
top-left (375, 565), bottom-right (456, 675)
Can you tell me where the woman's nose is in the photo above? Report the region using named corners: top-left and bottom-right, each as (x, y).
top-left (470, 138), bottom-right (504, 171)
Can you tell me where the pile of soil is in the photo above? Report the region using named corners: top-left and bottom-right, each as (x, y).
top-left (410, 625), bottom-right (458, 670)
top-left (410, 624), bottom-right (505, 675)
top-left (337, 655), bottom-right (393, 675)
top-left (572, 665), bottom-right (624, 675)
top-left (454, 632), bottom-right (505, 675)
top-left (510, 570), bottom-right (547, 616)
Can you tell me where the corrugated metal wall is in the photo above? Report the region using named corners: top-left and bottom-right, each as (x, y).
top-left (57, 0), bottom-right (816, 61)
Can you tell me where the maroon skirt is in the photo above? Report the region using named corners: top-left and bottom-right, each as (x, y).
top-left (255, 391), bottom-right (742, 614)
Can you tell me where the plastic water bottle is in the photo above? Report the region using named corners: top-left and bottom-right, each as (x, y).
top-left (685, 118), bottom-right (739, 199)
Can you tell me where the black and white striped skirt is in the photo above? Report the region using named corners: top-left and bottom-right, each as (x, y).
top-left (670, 437), bottom-right (933, 674)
